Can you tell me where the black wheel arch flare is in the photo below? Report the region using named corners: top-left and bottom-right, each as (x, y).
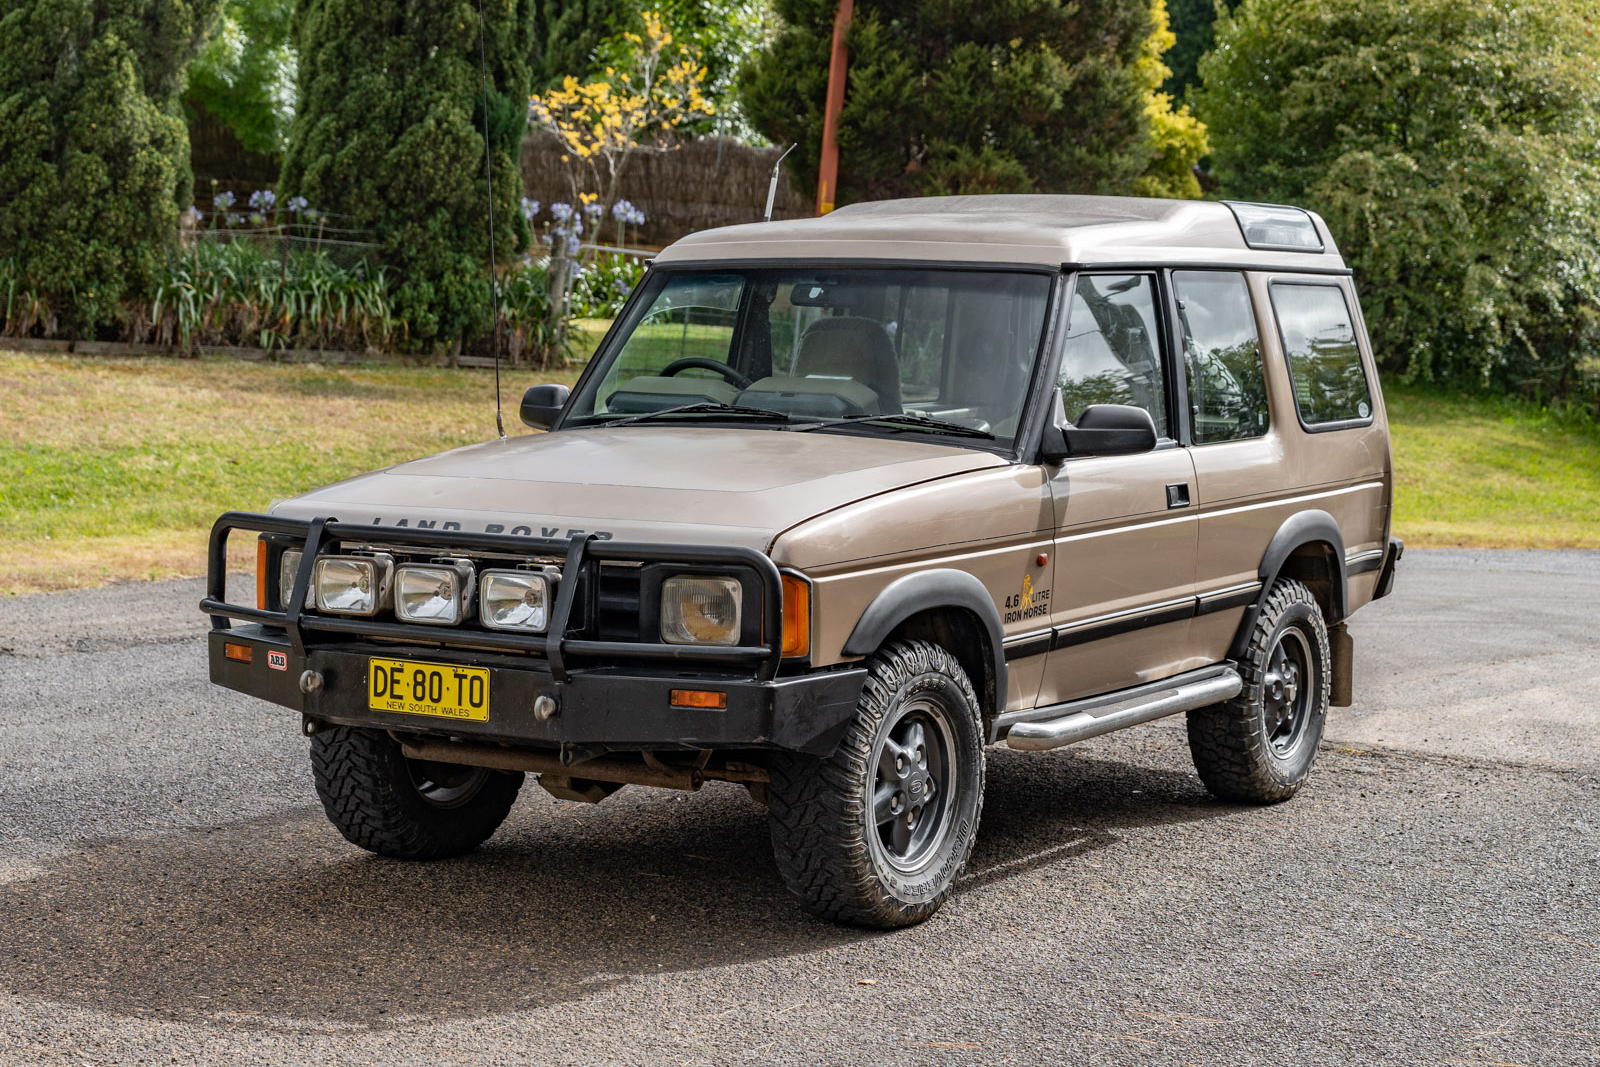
top-left (1229, 509), bottom-right (1347, 660)
top-left (843, 569), bottom-right (1009, 721)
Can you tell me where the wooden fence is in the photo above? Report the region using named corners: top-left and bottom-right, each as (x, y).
top-left (520, 131), bottom-right (811, 246)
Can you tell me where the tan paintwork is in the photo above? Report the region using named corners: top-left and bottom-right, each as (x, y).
top-left (268, 195), bottom-right (1392, 723)
top-left (269, 426), bottom-right (1001, 550)
top-left (657, 194), bottom-right (1346, 274)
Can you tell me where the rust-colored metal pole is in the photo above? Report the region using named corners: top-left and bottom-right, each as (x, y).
top-left (815, 0), bottom-right (853, 216)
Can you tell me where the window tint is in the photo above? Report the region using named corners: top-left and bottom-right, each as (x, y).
top-left (1176, 271), bottom-right (1268, 443)
top-left (1058, 274), bottom-right (1167, 438)
top-left (1270, 283), bottom-right (1373, 427)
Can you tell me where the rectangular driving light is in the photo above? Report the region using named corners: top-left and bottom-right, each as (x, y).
top-left (278, 549), bottom-right (314, 611)
top-left (479, 570), bottom-right (554, 633)
top-left (313, 555), bottom-right (389, 616)
top-left (394, 562), bottom-right (474, 626)
top-left (660, 576), bottom-right (743, 646)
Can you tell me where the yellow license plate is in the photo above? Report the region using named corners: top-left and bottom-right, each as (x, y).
top-left (368, 657), bottom-right (490, 722)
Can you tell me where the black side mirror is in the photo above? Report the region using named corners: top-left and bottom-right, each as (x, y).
top-left (519, 383), bottom-right (571, 430)
top-left (1037, 404), bottom-right (1158, 462)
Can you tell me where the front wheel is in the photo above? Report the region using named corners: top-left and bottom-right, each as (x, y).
top-left (1187, 578), bottom-right (1330, 803)
top-left (766, 639), bottom-right (985, 928)
top-left (310, 726), bottom-right (523, 859)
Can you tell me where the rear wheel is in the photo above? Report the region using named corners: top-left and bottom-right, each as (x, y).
top-left (1188, 578), bottom-right (1330, 803)
top-left (766, 639), bottom-right (985, 928)
top-left (310, 726), bottom-right (523, 859)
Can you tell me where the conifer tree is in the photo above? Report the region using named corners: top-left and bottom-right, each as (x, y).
top-left (739, 0), bottom-right (1192, 203)
top-left (281, 0), bottom-right (535, 347)
top-left (0, 0), bottom-right (221, 333)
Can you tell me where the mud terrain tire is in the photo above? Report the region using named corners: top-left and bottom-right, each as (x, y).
top-left (1188, 578), bottom-right (1330, 803)
top-left (311, 726), bottom-right (523, 859)
top-left (766, 639), bottom-right (985, 928)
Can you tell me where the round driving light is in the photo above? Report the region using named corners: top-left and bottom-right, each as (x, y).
top-left (660, 576), bottom-right (742, 646)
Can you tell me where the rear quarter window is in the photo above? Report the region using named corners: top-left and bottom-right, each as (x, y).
top-left (1269, 282), bottom-right (1374, 429)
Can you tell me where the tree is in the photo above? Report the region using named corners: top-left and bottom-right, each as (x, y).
top-left (1196, 0), bottom-right (1600, 404)
top-left (1133, 0), bottom-right (1209, 199)
top-left (1161, 0), bottom-right (1238, 98)
top-left (530, 10), bottom-right (716, 207)
top-left (739, 0), bottom-right (1201, 205)
top-left (531, 0), bottom-right (633, 90)
top-left (281, 0), bottom-right (536, 348)
top-left (0, 0), bottom-right (222, 334)
top-left (184, 0), bottom-right (296, 156)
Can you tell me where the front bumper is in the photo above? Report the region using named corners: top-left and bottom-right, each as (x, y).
top-left (210, 625), bottom-right (867, 757)
top-left (202, 511), bottom-right (867, 758)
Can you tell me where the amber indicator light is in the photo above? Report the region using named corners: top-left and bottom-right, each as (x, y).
top-left (223, 642), bottom-right (253, 664)
top-left (256, 537), bottom-right (269, 611)
top-left (781, 575), bottom-right (811, 658)
top-left (670, 689), bottom-right (727, 710)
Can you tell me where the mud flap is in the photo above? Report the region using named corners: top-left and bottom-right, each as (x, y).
top-left (1329, 622), bottom-right (1354, 707)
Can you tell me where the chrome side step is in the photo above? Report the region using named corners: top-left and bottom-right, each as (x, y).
top-left (1002, 665), bottom-right (1243, 752)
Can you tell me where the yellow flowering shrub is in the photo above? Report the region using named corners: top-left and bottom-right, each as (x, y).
top-left (529, 10), bottom-right (715, 206)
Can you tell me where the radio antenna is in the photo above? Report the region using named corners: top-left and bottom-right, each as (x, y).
top-left (473, 0), bottom-right (506, 438)
top-left (763, 143), bottom-right (797, 223)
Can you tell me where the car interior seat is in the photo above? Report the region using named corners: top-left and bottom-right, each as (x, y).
top-left (790, 316), bottom-right (903, 413)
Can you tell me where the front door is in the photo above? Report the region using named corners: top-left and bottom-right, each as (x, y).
top-left (1037, 273), bottom-right (1202, 705)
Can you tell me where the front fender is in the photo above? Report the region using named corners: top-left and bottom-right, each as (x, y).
top-left (842, 568), bottom-right (1008, 709)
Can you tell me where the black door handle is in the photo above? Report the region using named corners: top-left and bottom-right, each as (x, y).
top-left (1166, 482), bottom-right (1191, 509)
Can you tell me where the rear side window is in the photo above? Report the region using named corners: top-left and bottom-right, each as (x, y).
top-left (1175, 271), bottom-right (1268, 443)
top-left (1058, 274), bottom-right (1169, 438)
top-left (1270, 283), bottom-right (1374, 428)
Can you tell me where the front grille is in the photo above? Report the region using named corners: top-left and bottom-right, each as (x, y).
top-left (596, 563), bottom-right (643, 641)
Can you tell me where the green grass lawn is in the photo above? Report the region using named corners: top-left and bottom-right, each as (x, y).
top-left (1385, 384), bottom-right (1600, 548)
top-left (0, 352), bottom-right (1594, 595)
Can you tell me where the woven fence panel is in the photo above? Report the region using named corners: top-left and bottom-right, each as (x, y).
top-left (520, 132), bottom-right (811, 246)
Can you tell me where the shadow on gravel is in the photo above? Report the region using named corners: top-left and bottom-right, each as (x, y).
top-left (0, 743), bottom-right (1225, 1029)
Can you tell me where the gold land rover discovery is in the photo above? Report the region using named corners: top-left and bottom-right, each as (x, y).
top-left (204, 194), bottom-right (1402, 928)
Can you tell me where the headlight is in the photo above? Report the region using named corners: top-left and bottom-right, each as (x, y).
top-left (660, 576), bottom-right (742, 646)
top-left (479, 570), bottom-right (553, 632)
top-left (278, 549), bottom-right (314, 611)
top-left (313, 555), bottom-right (390, 616)
top-left (395, 562), bottom-right (474, 626)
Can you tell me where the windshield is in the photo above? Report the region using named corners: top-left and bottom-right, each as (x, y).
top-left (565, 268), bottom-right (1055, 449)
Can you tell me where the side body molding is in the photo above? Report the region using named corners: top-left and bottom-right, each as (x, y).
top-left (843, 568), bottom-right (1008, 711)
top-left (1228, 509), bottom-right (1347, 660)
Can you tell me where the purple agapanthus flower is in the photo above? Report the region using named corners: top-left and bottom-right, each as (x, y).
top-left (549, 202), bottom-right (573, 223)
top-left (520, 197), bottom-right (540, 220)
top-left (214, 191), bottom-right (236, 211)
top-left (249, 189), bottom-right (276, 211)
top-left (286, 196), bottom-right (309, 214)
top-left (582, 201), bottom-right (604, 221)
top-left (611, 200), bottom-right (646, 226)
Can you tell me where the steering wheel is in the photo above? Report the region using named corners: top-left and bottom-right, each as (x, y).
top-left (659, 357), bottom-right (753, 389)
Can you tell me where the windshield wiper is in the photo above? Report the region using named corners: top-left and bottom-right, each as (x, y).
top-left (600, 402), bottom-right (795, 427)
top-left (793, 412), bottom-right (996, 440)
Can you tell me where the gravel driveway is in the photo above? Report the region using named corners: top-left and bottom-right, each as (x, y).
top-left (0, 550), bottom-right (1595, 1066)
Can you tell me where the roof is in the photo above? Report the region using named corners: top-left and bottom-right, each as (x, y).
top-left (652, 194), bottom-right (1347, 272)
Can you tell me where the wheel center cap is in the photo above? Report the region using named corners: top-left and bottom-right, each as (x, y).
top-left (908, 776), bottom-right (925, 798)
